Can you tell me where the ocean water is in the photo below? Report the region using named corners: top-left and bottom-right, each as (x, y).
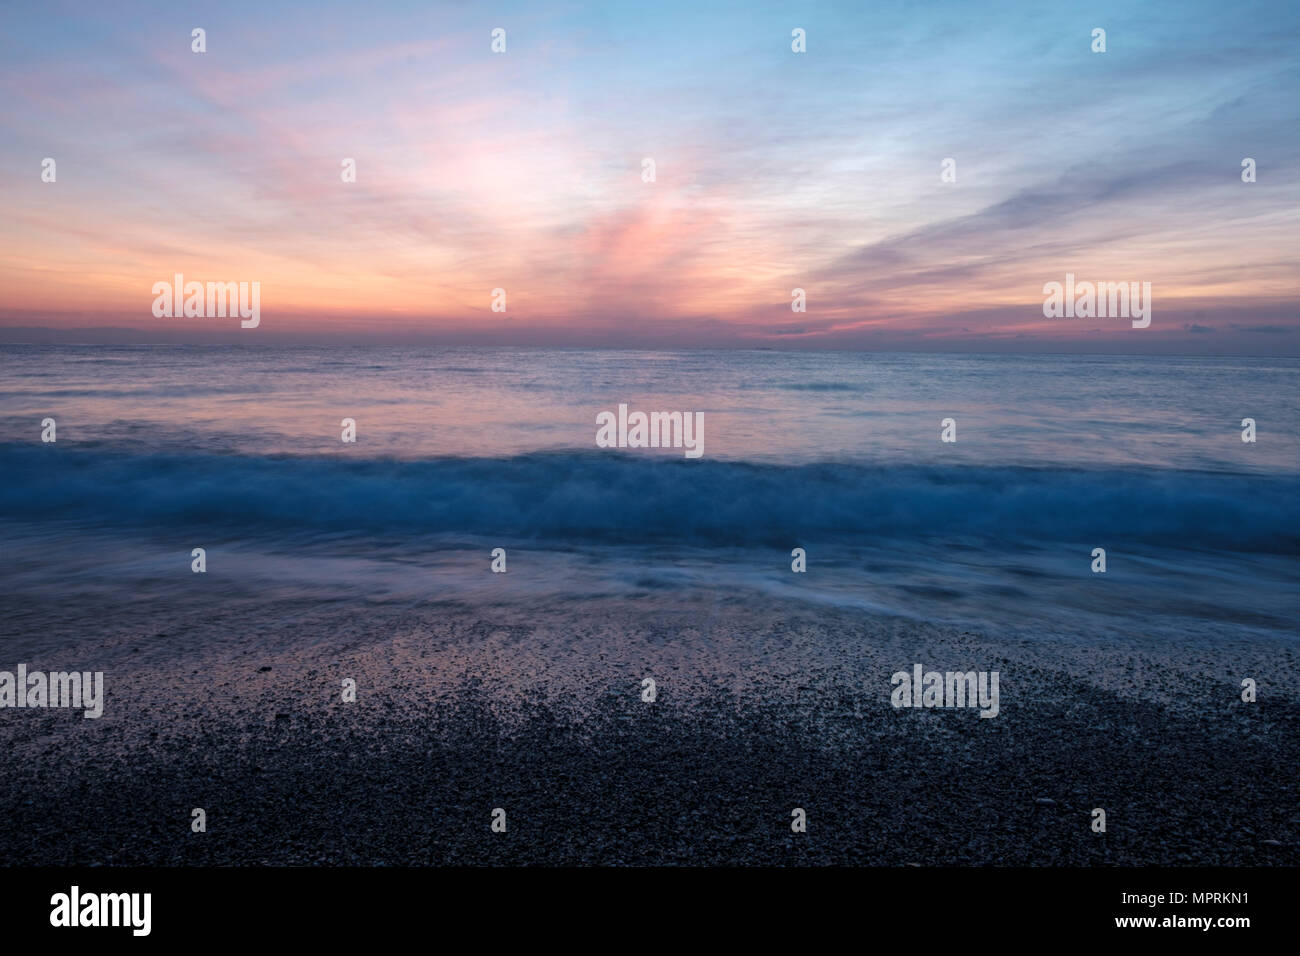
top-left (2, 345), bottom-right (1297, 647)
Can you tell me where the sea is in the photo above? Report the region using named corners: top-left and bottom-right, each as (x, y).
top-left (2, 345), bottom-right (1296, 652)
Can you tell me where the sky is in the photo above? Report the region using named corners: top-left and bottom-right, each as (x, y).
top-left (0, 0), bottom-right (1297, 351)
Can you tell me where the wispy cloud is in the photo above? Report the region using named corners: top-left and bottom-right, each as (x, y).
top-left (0, 0), bottom-right (1297, 351)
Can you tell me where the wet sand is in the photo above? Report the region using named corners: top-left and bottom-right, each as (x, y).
top-left (1, 590), bottom-right (1297, 865)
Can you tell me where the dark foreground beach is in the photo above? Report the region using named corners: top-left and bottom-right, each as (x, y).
top-left (2, 586), bottom-right (1296, 866)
